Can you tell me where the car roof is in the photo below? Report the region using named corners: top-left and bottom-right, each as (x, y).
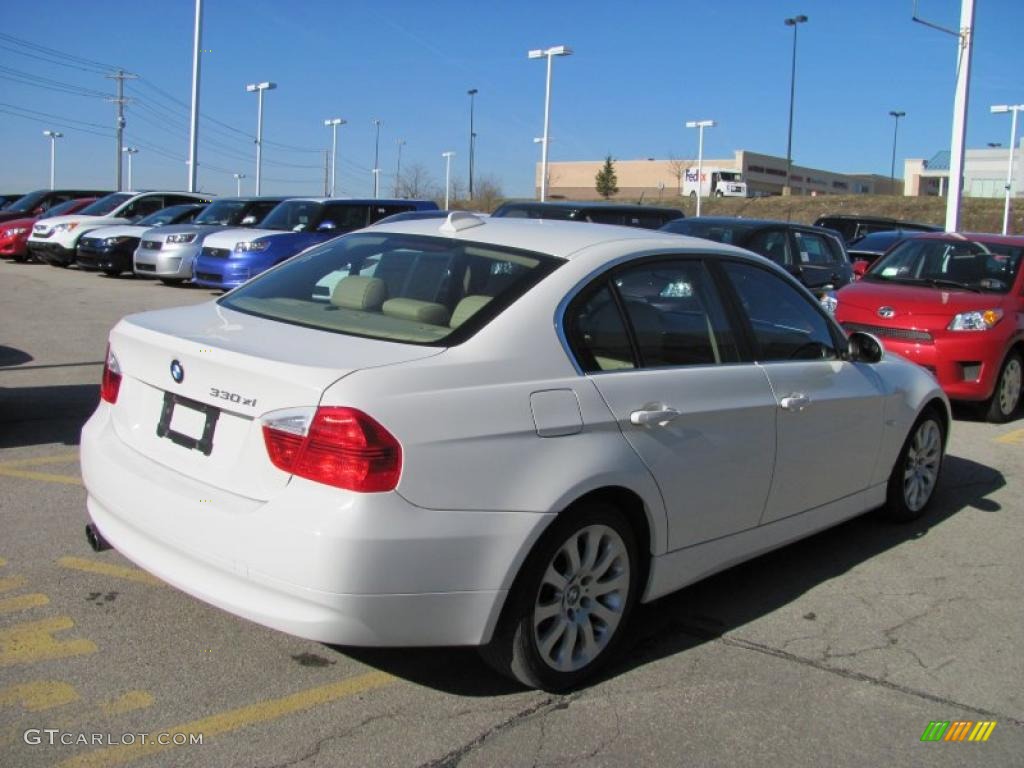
top-left (273, 197), bottom-right (431, 204)
top-left (369, 213), bottom-right (751, 262)
top-left (497, 200), bottom-right (683, 212)
top-left (675, 216), bottom-right (819, 229)
top-left (814, 213), bottom-right (940, 229)
top-left (912, 231), bottom-right (1024, 246)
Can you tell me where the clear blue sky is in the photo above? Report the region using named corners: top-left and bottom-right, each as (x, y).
top-left (1, 0), bottom-right (1022, 199)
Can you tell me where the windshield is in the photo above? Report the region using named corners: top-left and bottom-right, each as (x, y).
top-left (661, 219), bottom-right (756, 245)
top-left (258, 200), bottom-right (324, 232)
top-left (866, 238), bottom-right (1023, 293)
top-left (136, 205), bottom-right (199, 227)
top-left (220, 232), bottom-right (562, 345)
top-left (40, 199), bottom-right (87, 219)
top-left (719, 172), bottom-right (742, 182)
top-left (7, 191), bottom-right (49, 213)
top-left (848, 232), bottom-right (904, 253)
top-left (193, 200), bottom-right (248, 225)
top-left (80, 193), bottom-right (133, 216)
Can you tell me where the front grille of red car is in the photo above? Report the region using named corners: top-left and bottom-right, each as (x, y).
top-left (841, 322), bottom-right (933, 343)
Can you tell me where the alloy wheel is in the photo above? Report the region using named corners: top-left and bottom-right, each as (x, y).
top-left (903, 419), bottom-right (942, 512)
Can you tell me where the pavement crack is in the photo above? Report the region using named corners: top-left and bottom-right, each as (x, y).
top-left (255, 711), bottom-right (398, 768)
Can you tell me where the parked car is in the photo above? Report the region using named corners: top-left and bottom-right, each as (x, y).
top-left (0, 188), bottom-right (111, 225)
top-left (75, 204), bottom-right (208, 275)
top-left (491, 201), bottom-right (684, 229)
top-left (813, 214), bottom-right (941, 244)
top-left (835, 232), bottom-right (1023, 422)
top-left (0, 197), bottom-right (97, 262)
top-left (0, 194), bottom-right (26, 210)
top-left (28, 191), bottom-right (214, 266)
top-left (191, 198), bottom-right (437, 290)
top-left (81, 213), bottom-right (949, 692)
top-left (660, 216), bottom-right (853, 299)
top-left (847, 230), bottom-right (925, 277)
top-left (133, 196), bottom-right (288, 285)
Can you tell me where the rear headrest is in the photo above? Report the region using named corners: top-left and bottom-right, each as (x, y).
top-left (331, 275), bottom-right (387, 310)
top-left (382, 298), bottom-right (450, 326)
top-left (450, 295), bottom-right (492, 328)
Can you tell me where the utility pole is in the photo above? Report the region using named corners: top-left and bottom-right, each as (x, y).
top-left (187, 0), bottom-right (203, 192)
top-left (395, 139), bottom-right (406, 197)
top-left (372, 119), bottom-right (382, 198)
top-left (467, 88), bottom-right (478, 199)
top-left (323, 149), bottom-right (330, 196)
top-left (106, 69), bottom-right (137, 191)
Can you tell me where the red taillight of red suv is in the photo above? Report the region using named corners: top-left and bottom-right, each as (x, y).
top-left (262, 406), bottom-right (402, 492)
top-left (100, 345), bottom-right (122, 404)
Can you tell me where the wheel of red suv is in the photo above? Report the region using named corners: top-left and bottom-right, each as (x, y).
top-left (879, 409), bottom-right (945, 523)
top-left (984, 351), bottom-right (1022, 423)
top-left (480, 503), bottom-right (640, 692)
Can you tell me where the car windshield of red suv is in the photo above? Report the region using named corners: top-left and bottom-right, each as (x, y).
top-left (865, 238), bottom-right (1023, 294)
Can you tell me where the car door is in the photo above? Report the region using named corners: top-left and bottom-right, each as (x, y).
top-left (717, 261), bottom-right (885, 523)
top-left (566, 257), bottom-right (778, 550)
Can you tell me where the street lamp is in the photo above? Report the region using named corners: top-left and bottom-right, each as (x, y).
top-left (783, 14), bottom-right (808, 194)
top-left (394, 139), bottom-right (406, 197)
top-left (467, 88), bottom-right (478, 199)
top-left (245, 81), bottom-right (277, 195)
top-left (889, 110), bottom-right (906, 194)
top-left (371, 119), bottom-right (382, 198)
top-left (233, 172), bottom-right (245, 196)
top-left (42, 130), bottom-right (63, 190)
top-left (323, 118), bottom-right (346, 197)
top-left (991, 104), bottom-right (1024, 235)
top-left (685, 120), bottom-right (716, 216)
top-left (528, 45), bottom-right (572, 202)
top-left (122, 147), bottom-right (139, 190)
top-left (442, 151), bottom-right (455, 210)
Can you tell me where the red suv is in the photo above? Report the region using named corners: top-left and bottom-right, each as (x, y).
top-left (835, 233), bottom-right (1023, 422)
top-left (0, 197), bottom-right (97, 262)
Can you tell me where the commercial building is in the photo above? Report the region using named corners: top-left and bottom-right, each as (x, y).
top-left (903, 143), bottom-right (1023, 197)
top-left (537, 150), bottom-right (900, 201)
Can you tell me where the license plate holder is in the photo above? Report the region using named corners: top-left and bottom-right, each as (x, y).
top-left (156, 392), bottom-right (220, 456)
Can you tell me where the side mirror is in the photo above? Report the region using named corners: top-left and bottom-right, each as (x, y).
top-left (852, 260), bottom-right (869, 279)
top-left (783, 263), bottom-right (803, 279)
top-left (847, 331), bottom-right (884, 364)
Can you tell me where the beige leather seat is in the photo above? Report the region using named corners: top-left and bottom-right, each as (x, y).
top-left (381, 298), bottom-right (450, 326)
top-left (331, 276), bottom-right (387, 310)
top-left (450, 295), bottom-right (491, 328)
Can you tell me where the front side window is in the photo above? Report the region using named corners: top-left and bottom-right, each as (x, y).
top-left (867, 238), bottom-right (1023, 294)
top-left (318, 204), bottom-right (370, 233)
top-left (794, 231), bottom-right (837, 265)
top-left (259, 201), bottom-right (323, 232)
top-left (220, 232), bottom-right (561, 345)
top-left (722, 262), bottom-right (838, 362)
top-left (747, 229), bottom-right (794, 267)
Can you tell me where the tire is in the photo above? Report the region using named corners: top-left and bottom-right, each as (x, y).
top-left (715, 190), bottom-right (724, 198)
top-left (689, 191), bottom-right (697, 199)
top-left (13, 253), bottom-right (28, 263)
top-left (984, 351), bottom-right (1022, 423)
top-left (102, 268), bottom-right (121, 277)
top-left (480, 502), bottom-right (640, 692)
top-left (159, 278), bottom-right (185, 286)
top-left (879, 409), bottom-right (945, 523)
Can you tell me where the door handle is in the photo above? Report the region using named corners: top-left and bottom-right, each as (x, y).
top-left (630, 407), bottom-right (681, 425)
top-left (779, 394), bottom-right (810, 412)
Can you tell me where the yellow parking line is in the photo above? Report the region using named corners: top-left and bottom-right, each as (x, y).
top-left (56, 557), bottom-right (162, 587)
top-left (0, 593), bottom-right (50, 615)
top-left (58, 670), bottom-right (395, 768)
top-left (0, 453), bottom-right (79, 469)
top-left (0, 617), bottom-right (98, 667)
top-left (100, 691), bottom-right (155, 717)
top-left (0, 681), bottom-right (80, 712)
top-left (0, 467), bottom-right (82, 485)
top-left (995, 428), bottom-right (1024, 445)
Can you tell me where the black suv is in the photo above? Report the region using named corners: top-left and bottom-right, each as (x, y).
top-left (660, 216), bottom-right (852, 296)
top-left (491, 201), bottom-right (684, 229)
top-left (812, 214), bottom-right (940, 244)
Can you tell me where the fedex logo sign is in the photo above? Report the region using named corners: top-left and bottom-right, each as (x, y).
top-left (685, 170), bottom-right (705, 182)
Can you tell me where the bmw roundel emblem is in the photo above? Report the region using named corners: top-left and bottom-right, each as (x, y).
top-left (170, 359), bottom-right (184, 384)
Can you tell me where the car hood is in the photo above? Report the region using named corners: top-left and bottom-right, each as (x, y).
top-left (837, 279), bottom-right (1005, 319)
top-left (0, 215), bottom-right (40, 232)
top-left (30, 214), bottom-right (129, 236)
top-left (202, 227), bottom-right (280, 249)
top-left (81, 224), bottom-right (148, 240)
top-left (145, 224), bottom-right (224, 242)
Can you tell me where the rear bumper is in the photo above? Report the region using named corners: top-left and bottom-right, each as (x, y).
top-left (80, 404), bottom-right (552, 646)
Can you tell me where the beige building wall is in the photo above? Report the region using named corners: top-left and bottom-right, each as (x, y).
top-left (538, 150), bottom-right (897, 200)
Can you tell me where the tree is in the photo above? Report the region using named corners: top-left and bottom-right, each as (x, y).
top-left (595, 155), bottom-right (619, 199)
top-left (667, 154), bottom-right (695, 197)
top-left (399, 163), bottom-right (438, 199)
top-left (470, 175), bottom-right (504, 212)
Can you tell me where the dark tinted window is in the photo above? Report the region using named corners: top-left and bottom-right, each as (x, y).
top-left (568, 285), bottom-right (636, 371)
top-left (747, 229), bottom-right (794, 267)
top-left (369, 204), bottom-right (415, 224)
top-left (259, 200), bottom-right (323, 232)
top-left (39, 199), bottom-right (86, 218)
top-left (136, 205), bottom-right (203, 227)
top-left (122, 196), bottom-right (165, 221)
top-left (722, 262), bottom-right (838, 361)
top-left (794, 231), bottom-right (838, 266)
top-left (80, 193), bottom-right (133, 216)
top-left (661, 219), bottom-right (757, 245)
top-left (319, 203), bottom-right (370, 232)
top-left (6, 191), bottom-right (50, 213)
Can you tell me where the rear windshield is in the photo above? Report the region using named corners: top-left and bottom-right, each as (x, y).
top-left (866, 238), bottom-right (1024, 294)
top-left (80, 193), bottom-right (133, 216)
top-left (219, 232), bottom-right (562, 345)
top-left (661, 219), bottom-right (756, 245)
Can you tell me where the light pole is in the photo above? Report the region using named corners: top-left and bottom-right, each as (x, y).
top-left (685, 120), bottom-right (716, 216)
top-left (122, 147), bottom-right (139, 190)
top-left (467, 88), bottom-right (478, 200)
top-left (42, 130), bottom-right (63, 189)
top-left (889, 110), bottom-right (906, 194)
top-left (245, 81), bottom-right (276, 195)
top-left (323, 118), bottom-right (345, 197)
top-left (394, 139), bottom-right (406, 197)
top-left (371, 119), bottom-right (382, 198)
top-left (233, 173), bottom-right (245, 196)
top-left (783, 14), bottom-right (808, 194)
top-left (991, 104), bottom-right (1024, 235)
top-left (442, 151), bottom-right (455, 210)
top-left (528, 45), bottom-right (572, 202)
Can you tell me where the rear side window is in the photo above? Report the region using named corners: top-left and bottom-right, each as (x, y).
top-left (748, 229), bottom-right (794, 267)
top-left (220, 232), bottom-right (561, 345)
top-left (794, 231), bottom-right (838, 265)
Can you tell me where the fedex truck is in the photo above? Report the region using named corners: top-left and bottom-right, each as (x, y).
top-left (682, 167), bottom-right (749, 198)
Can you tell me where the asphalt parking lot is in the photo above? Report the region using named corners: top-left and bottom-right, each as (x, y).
top-left (1, 259), bottom-right (1022, 768)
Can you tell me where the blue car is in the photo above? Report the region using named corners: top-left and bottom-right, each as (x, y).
top-left (192, 198), bottom-right (438, 290)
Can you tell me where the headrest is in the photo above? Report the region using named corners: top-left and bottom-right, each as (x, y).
top-left (330, 275), bottom-right (387, 310)
top-left (450, 295), bottom-right (492, 328)
top-left (381, 298), bottom-right (450, 326)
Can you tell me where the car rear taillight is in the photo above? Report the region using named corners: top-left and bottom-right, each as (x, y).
top-left (100, 345), bottom-right (122, 404)
top-left (261, 406), bottom-right (402, 492)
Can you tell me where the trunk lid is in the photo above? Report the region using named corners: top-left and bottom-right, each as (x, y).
top-left (108, 301), bottom-right (443, 499)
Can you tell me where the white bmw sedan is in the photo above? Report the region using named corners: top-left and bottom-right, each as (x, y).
top-left (81, 213), bottom-right (948, 691)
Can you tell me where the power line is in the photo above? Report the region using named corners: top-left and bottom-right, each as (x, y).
top-left (0, 32), bottom-right (121, 73)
